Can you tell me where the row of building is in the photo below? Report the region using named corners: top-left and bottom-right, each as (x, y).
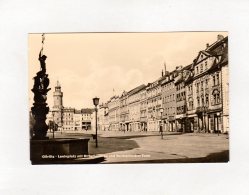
top-left (47, 34), bottom-right (229, 134)
top-left (98, 34), bottom-right (229, 133)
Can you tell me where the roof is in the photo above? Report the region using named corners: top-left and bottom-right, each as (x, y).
top-left (128, 84), bottom-right (146, 96)
top-left (81, 108), bottom-right (94, 114)
top-left (206, 36), bottom-right (228, 52)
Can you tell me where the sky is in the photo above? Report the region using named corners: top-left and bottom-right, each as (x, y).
top-left (28, 32), bottom-right (228, 109)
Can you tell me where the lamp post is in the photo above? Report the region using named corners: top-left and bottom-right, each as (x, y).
top-left (159, 107), bottom-right (164, 139)
top-left (93, 97), bottom-right (100, 148)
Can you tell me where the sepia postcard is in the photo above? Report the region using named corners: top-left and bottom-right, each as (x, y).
top-left (29, 32), bottom-right (229, 164)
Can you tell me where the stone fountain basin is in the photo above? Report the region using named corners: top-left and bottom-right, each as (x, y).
top-left (30, 138), bottom-right (90, 163)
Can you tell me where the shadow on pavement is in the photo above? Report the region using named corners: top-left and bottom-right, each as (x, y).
top-left (88, 137), bottom-right (139, 155)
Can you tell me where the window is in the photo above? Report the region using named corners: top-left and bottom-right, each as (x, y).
top-left (196, 66), bottom-right (199, 74)
top-left (217, 93), bottom-right (220, 104)
top-left (213, 75), bottom-right (216, 86)
top-left (200, 64), bottom-right (203, 73)
top-left (188, 98), bottom-right (193, 110)
top-left (212, 90), bottom-right (220, 105)
top-left (197, 98), bottom-right (200, 107)
top-left (201, 96), bottom-right (204, 106)
top-left (206, 96), bottom-right (209, 106)
top-left (205, 61), bottom-right (207, 70)
top-left (205, 79), bottom-right (208, 87)
top-left (201, 81), bottom-right (203, 91)
top-left (217, 74), bottom-right (220, 85)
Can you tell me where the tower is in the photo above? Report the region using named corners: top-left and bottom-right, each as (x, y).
top-left (52, 81), bottom-right (63, 128)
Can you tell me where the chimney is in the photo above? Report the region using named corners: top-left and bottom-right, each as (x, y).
top-left (217, 34), bottom-right (224, 41)
top-left (206, 43), bottom-right (209, 48)
top-left (162, 70), bottom-right (164, 77)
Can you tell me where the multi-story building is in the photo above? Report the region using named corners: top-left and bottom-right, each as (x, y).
top-left (190, 34), bottom-right (228, 133)
top-left (81, 108), bottom-right (94, 131)
top-left (120, 91), bottom-right (129, 131)
top-left (161, 70), bottom-right (177, 132)
top-left (146, 76), bottom-right (164, 131)
top-left (126, 84), bottom-right (146, 131)
top-left (107, 95), bottom-right (120, 131)
top-left (98, 103), bottom-right (109, 131)
top-left (63, 107), bottom-right (75, 131)
top-left (174, 66), bottom-right (186, 132)
top-left (140, 86), bottom-right (148, 131)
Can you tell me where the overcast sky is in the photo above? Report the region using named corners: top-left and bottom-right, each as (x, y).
top-left (28, 32), bottom-right (227, 109)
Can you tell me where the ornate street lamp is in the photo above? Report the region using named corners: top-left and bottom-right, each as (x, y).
top-left (93, 97), bottom-right (100, 147)
top-left (159, 107), bottom-right (164, 139)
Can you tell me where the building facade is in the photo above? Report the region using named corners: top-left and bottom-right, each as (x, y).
top-left (48, 82), bottom-right (94, 132)
top-left (161, 70), bottom-right (177, 132)
top-left (127, 84), bottom-right (146, 131)
top-left (47, 34), bottom-right (229, 134)
top-left (146, 77), bottom-right (163, 131)
top-left (107, 96), bottom-right (120, 131)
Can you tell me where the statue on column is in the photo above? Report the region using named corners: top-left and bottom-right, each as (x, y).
top-left (31, 34), bottom-right (51, 140)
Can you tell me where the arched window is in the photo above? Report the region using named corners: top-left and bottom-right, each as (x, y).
top-left (188, 97), bottom-right (193, 110)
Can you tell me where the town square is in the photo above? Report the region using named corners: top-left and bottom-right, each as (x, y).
top-left (29, 32), bottom-right (229, 164)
